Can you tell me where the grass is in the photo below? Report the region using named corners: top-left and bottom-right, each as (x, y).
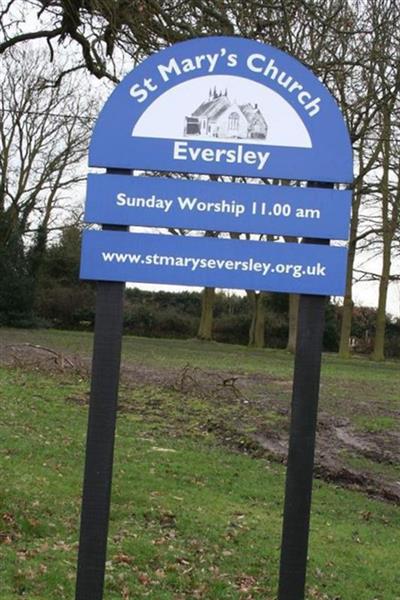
top-left (354, 415), bottom-right (398, 433)
top-left (1, 357), bottom-right (400, 599)
top-left (1, 327), bottom-right (398, 421)
top-left (341, 451), bottom-right (400, 481)
top-left (1, 328), bottom-right (399, 598)
top-left (1, 325), bottom-right (399, 382)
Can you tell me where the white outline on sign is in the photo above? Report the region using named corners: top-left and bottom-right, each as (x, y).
top-left (132, 75), bottom-right (312, 148)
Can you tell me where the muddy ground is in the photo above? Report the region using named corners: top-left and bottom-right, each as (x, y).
top-left (1, 342), bottom-right (399, 504)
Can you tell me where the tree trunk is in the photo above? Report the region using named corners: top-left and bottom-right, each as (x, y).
top-left (197, 286), bottom-right (215, 340)
top-left (338, 238), bottom-right (356, 359)
top-left (338, 295), bottom-right (354, 357)
top-left (372, 247), bottom-right (391, 361)
top-left (372, 106), bottom-right (397, 361)
top-left (247, 290), bottom-right (265, 348)
top-left (286, 294), bottom-right (299, 353)
top-left (338, 182), bottom-right (362, 358)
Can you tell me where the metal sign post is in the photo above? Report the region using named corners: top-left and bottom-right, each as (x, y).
top-left (76, 36), bottom-right (353, 600)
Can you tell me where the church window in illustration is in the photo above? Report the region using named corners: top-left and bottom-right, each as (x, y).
top-left (228, 112), bottom-right (240, 131)
top-left (183, 88), bottom-right (268, 140)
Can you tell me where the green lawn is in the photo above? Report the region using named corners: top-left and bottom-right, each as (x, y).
top-left (1, 332), bottom-right (400, 599)
top-left (1, 326), bottom-right (398, 381)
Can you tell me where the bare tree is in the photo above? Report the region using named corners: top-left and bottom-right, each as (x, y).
top-left (0, 0), bottom-right (237, 82)
top-left (0, 46), bottom-right (93, 248)
top-left (0, 1), bottom-right (378, 83)
top-left (331, 0), bottom-right (400, 357)
top-left (0, 46), bottom-right (94, 321)
top-left (360, 113), bottom-right (400, 360)
top-left (372, 148), bottom-right (400, 360)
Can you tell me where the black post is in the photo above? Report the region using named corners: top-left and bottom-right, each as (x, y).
top-left (76, 168), bottom-right (129, 600)
top-left (277, 173), bottom-right (335, 599)
top-left (277, 228), bottom-right (330, 599)
top-left (75, 279), bottom-right (125, 600)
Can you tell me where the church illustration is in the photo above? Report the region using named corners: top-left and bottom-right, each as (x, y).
top-left (184, 87), bottom-right (268, 140)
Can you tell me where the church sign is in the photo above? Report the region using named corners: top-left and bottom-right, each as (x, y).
top-left (89, 37), bottom-right (352, 183)
top-left (76, 36), bottom-right (353, 600)
top-left (82, 37), bottom-right (352, 296)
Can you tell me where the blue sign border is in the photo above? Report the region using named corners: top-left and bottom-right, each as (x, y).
top-left (89, 37), bottom-right (353, 183)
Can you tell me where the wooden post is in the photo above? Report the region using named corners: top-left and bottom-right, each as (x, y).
top-left (75, 169), bottom-right (129, 600)
top-left (75, 279), bottom-right (125, 600)
top-left (277, 292), bottom-right (326, 599)
top-left (277, 206), bottom-right (330, 598)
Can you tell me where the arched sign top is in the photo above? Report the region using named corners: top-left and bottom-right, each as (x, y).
top-left (89, 36), bottom-right (353, 183)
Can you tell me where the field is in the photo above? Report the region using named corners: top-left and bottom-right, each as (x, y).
top-left (0, 328), bottom-right (399, 599)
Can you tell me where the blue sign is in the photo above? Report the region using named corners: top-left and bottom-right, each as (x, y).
top-left (89, 37), bottom-right (352, 183)
top-left (80, 230), bottom-right (347, 296)
top-left (85, 173), bottom-right (351, 239)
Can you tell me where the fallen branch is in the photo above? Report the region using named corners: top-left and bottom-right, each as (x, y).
top-left (6, 343), bottom-right (74, 369)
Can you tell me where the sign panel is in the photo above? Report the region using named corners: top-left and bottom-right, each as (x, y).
top-left (85, 174), bottom-right (351, 239)
top-left (80, 230), bottom-right (347, 296)
top-left (89, 37), bottom-right (352, 183)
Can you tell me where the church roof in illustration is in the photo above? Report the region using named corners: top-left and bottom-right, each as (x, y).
top-left (192, 95), bottom-right (230, 119)
top-left (191, 89), bottom-right (267, 126)
top-left (240, 103), bottom-right (268, 127)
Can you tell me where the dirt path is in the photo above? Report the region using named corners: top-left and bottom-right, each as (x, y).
top-left (2, 342), bottom-right (399, 504)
